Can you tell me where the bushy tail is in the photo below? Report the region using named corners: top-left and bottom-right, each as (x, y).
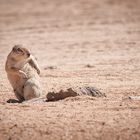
top-left (46, 86), bottom-right (106, 101)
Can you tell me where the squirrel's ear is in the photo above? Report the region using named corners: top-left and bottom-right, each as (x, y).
top-left (12, 44), bottom-right (22, 51)
top-left (12, 45), bottom-right (17, 51)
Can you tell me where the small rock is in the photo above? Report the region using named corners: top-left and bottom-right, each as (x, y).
top-left (128, 96), bottom-right (140, 100)
top-left (44, 66), bottom-right (57, 70)
top-left (85, 64), bottom-right (94, 68)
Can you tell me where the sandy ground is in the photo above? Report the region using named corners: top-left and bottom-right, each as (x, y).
top-left (0, 0), bottom-right (140, 139)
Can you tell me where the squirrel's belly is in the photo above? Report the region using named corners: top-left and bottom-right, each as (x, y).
top-left (7, 74), bottom-right (26, 89)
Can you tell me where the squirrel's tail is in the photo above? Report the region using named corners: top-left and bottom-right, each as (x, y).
top-left (46, 86), bottom-right (106, 101)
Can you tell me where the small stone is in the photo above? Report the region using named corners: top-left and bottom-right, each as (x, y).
top-left (128, 96), bottom-right (140, 100)
top-left (44, 66), bottom-right (57, 70)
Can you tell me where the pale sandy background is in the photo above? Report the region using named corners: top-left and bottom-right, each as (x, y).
top-left (0, 0), bottom-right (140, 139)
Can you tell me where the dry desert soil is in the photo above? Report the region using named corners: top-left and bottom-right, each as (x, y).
top-left (0, 0), bottom-right (140, 140)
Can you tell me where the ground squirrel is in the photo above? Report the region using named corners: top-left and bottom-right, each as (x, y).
top-left (5, 45), bottom-right (42, 102)
top-left (5, 45), bottom-right (105, 103)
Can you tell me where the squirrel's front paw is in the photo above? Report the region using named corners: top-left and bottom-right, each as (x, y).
top-left (23, 74), bottom-right (28, 79)
top-left (19, 70), bottom-right (28, 78)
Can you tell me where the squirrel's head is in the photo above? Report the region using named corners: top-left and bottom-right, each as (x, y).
top-left (10, 45), bottom-right (30, 61)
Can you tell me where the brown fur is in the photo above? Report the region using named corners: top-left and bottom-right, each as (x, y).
top-left (5, 45), bottom-right (42, 102)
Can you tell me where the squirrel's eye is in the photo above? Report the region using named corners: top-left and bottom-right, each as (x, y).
top-left (17, 48), bottom-right (23, 53)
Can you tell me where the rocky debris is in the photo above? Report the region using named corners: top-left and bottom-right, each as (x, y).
top-left (85, 64), bottom-right (95, 68)
top-left (44, 66), bottom-right (57, 70)
top-left (128, 96), bottom-right (140, 100)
